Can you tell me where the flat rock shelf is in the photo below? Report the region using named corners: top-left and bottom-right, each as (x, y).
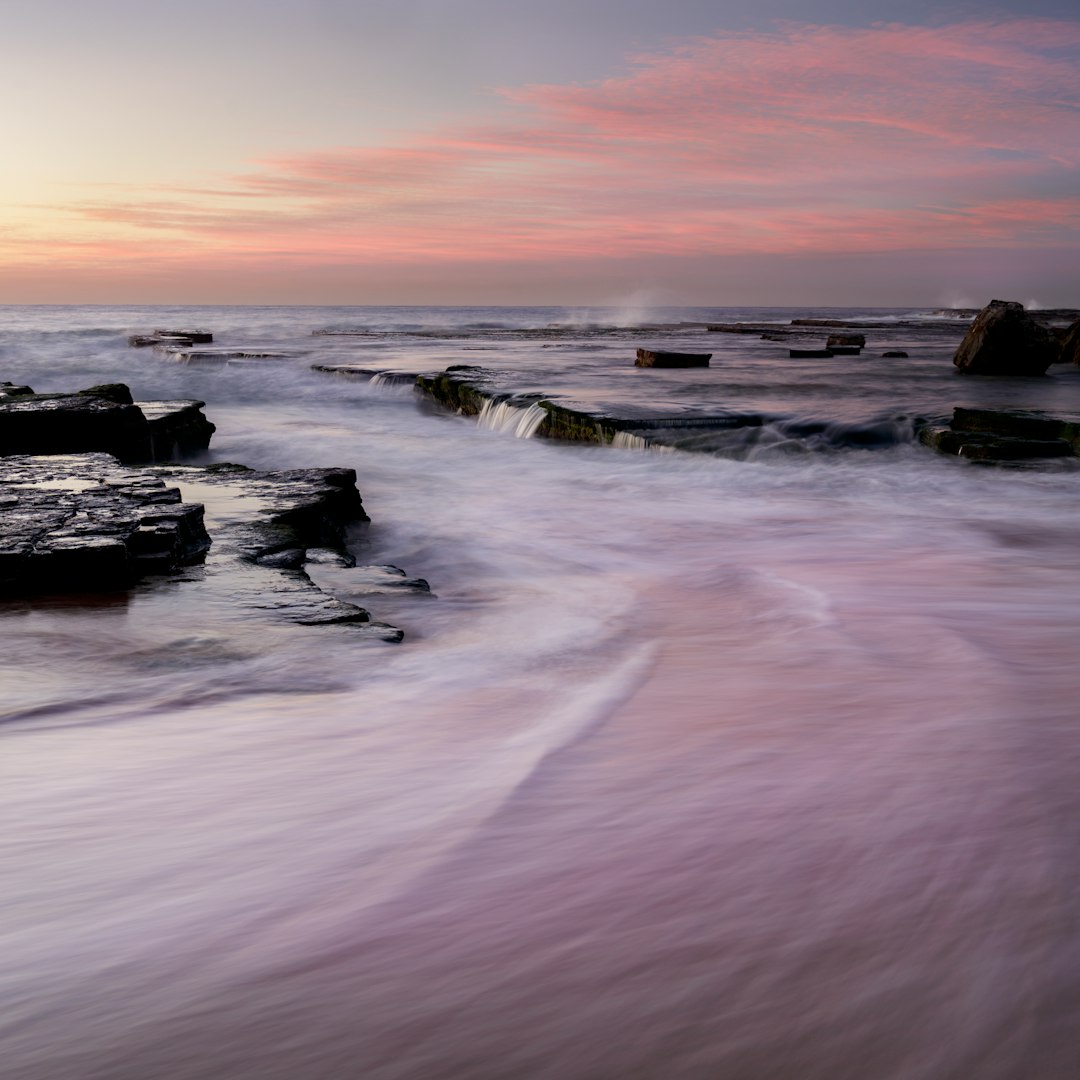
top-left (0, 454), bottom-right (408, 640)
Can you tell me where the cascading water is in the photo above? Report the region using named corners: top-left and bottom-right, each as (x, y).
top-left (476, 399), bottom-right (548, 438)
top-left (611, 430), bottom-right (650, 450)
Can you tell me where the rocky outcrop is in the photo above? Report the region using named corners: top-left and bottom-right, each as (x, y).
top-left (953, 300), bottom-right (1058, 376)
top-left (635, 349), bottom-right (711, 368)
top-left (883, 351), bottom-right (908, 358)
top-left (1, 454), bottom-right (404, 638)
top-left (0, 453), bottom-right (211, 594)
top-left (918, 407), bottom-right (1080, 461)
top-left (0, 383), bottom-right (214, 463)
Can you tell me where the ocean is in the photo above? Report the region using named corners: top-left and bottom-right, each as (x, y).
top-left (4, 304), bottom-right (1080, 1079)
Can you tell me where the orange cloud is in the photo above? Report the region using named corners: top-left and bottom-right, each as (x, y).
top-left (8, 17), bottom-right (1080, 285)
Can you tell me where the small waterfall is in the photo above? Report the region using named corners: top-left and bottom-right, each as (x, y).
top-left (370, 371), bottom-right (414, 388)
top-left (611, 431), bottom-right (650, 451)
top-left (477, 400), bottom-right (548, 439)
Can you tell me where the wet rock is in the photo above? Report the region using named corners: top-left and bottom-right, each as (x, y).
top-left (78, 383), bottom-right (134, 404)
top-left (129, 330), bottom-right (213, 348)
top-left (953, 300), bottom-right (1058, 376)
top-left (0, 382), bottom-right (35, 400)
top-left (136, 400), bottom-right (217, 459)
top-left (1059, 319), bottom-right (1080, 366)
top-left (706, 323), bottom-right (771, 335)
top-left (0, 383), bottom-right (214, 463)
top-left (827, 334), bottom-right (866, 348)
top-left (161, 349), bottom-right (292, 365)
top-left (154, 328), bottom-right (213, 343)
top-left (883, 351), bottom-right (909, 358)
top-left (2, 454), bottom-right (407, 638)
top-left (0, 453), bottom-right (210, 594)
top-left (329, 564), bottom-right (432, 595)
top-left (635, 349), bottom-right (711, 368)
top-left (917, 407), bottom-right (1080, 462)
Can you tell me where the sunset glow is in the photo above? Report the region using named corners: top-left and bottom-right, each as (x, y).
top-left (3, 10), bottom-right (1079, 304)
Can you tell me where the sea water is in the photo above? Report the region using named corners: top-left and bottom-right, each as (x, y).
top-left (3, 305), bottom-right (1080, 1079)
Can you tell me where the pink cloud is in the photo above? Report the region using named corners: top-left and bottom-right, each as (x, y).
top-left (16, 17), bottom-right (1080, 279)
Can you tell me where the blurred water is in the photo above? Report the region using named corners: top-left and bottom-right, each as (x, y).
top-left (3, 306), bottom-right (1080, 1079)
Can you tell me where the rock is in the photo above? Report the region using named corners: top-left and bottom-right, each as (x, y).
top-left (129, 329), bottom-right (213, 347)
top-left (635, 349), bottom-right (711, 368)
top-left (154, 328), bottom-right (213, 343)
top-left (77, 383), bottom-right (135, 404)
top-left (1059, 319), bottom-right (1080, 366)
top-left (706, 324), bottom-right (766, 334)
top-left (0, 453), bottom-right (210, 594)
top-left (883, 351), bottom-right (908, 358)
top-left (953, 300), bottom-right (1058, 376)
top-left (1, 453), bottom-right (407, 638)
top-left (917, 407), bottom-right (1080, 462)
top-left (827, 334), bottom-right (866, 348)
top-left (0, 381), bottom-right (35, 400)
top-left (136, 400), bottom-right (217, 459)
top-left (0, 383), bottom-right (214, 463)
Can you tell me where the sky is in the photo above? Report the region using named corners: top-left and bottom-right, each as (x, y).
top-left (2, 0), bottom-right (1078, 306)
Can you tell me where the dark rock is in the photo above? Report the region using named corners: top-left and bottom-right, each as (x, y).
top-left (136, 400), bottom-right (217, 459)
top-left (827, 334), bottom-right (866, 348)
top-left (789, 349), bottom-right (834, 358)
top-left (0, 453), bottom-right (210, 594)
top-left (917, 407), bottom-right (1080, 462)
top-left (706, 323), bottom-right (766, 334)
top-left (1, 382), bottom-right (35, 400)
top-left (953, 300), bottom-right (1058, 376)
top-left (0, 384), bottom-right (214, 463)
top-left (1059, 319), bottom-right (1080, 366)
top-left (951, 407), bottom-right (1080, 445)
top-left (78, 383), bottom-right (134, 405)
top-left (160, 349), bottom-right (292, 365)
top-left (2, 453), bottom-right (407, 638)
top-left (154, 328), bottom-right (214, 344)
top-left (883, 351), bottom-right (908, 358)
top-left (635, 349), bottom-right (711, 368)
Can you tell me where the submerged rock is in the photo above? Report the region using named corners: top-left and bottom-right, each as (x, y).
top-left (635, 349), bottom-right (711, 368)
top-left (883, 351), bottom-right (909, 358)
top-left (827, 334), bottom-right (866, 348)
top-left (953, 300), bottom-right (1058, 376)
